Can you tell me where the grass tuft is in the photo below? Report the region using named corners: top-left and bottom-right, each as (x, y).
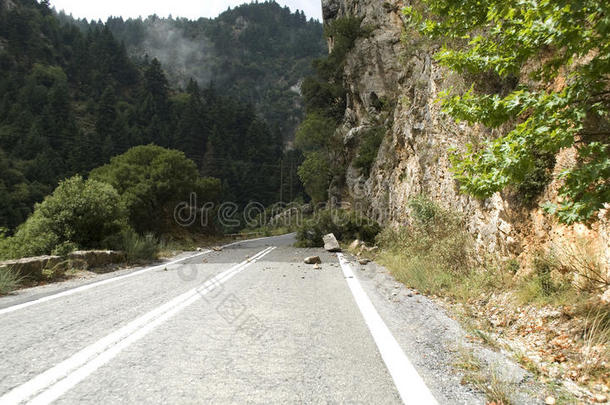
top-left (455, 347), bottom-right (513, 405)
top-left (0, 266), bottom-right (21, 295)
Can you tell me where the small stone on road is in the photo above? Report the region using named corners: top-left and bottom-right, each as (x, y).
top-left (304, 256), bottom-right (321, 265)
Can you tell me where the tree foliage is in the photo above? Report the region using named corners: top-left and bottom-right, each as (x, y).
top-left (0, 176), bottom-right (126, 259)
top-left (90, 145), bottom-right (221, 234)
top-left (405, 0), bottom-right (610, 223)
top-left (297, 151), bottom-right (330, 203)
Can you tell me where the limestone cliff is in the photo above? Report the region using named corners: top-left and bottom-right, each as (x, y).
top-left (322, 0), bottom-right (609, 272)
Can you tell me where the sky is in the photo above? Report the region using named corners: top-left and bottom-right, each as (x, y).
top-left (49, 0), bottom-right (323, 22)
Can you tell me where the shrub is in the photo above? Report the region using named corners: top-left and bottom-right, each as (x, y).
top-left (0, 176), bottom-right (127, 259)
top-left (554, 239), bottom-right (609, 293)
top-left (515, 152), bottom-right (555, 205)
top-left (296, 209), bottom-right (381, 247)
top-left (320, 17), bottom-right (368, 78)
top-left (295, 113), bottom-right (336, 153)
top-left (353, 126), bottom-right (385, 177)
top-left (408, 194), bottom-right (441, 226)
top-left (1, 211), bottom-right (60, 259)
top-left (109, 229), bottom-right (159, 263)
top-left (517, 244), bottom-right (607, 305)
top-left (0, 228), bottom-right (13, 260)
top-left (34, 176), bottom-right (126, 249)
top-left (297, 152), bottom-right (331, 203)
top-left (52, 241), bottom-right (79, 257)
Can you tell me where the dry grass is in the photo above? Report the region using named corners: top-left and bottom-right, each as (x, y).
top-left (454, 348), bottom-right (513, 405)
top-left (0, 266), bottom-right (21, 295)
top-left (453, 346), bottom-right (482, 372)
top-left (479, 371), bottom-right (513, 405)
top-left (513, 351), bottom-right (540, 377)
top-left (553, 239), bottom-right (609, 294)
top-left (376, 196), bottom-right (477, 296)
top-left (374, 196), bottom-right (609, 399)
top-left (580, 306), bottom-right (610, 377)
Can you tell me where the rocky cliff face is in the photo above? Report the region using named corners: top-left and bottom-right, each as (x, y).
top-left (322, 0), bottom-right (609, 272)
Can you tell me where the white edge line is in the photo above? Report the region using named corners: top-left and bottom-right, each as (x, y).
top-left (0, 251), bottom-right (210, 316)
top-left (337, 253), bottom-right (438, 405)
top-left (0, 234), bottom-right (284, 316)
top-left (2, 246), bottom-right (276, 405)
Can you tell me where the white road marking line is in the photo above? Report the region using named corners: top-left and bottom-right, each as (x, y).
top-left (0, 233), bottom-right (285, 316)
top-left (221, 235), bottom-right (280, 248)
top-left (0, 251), bottom-right (211, 316)
top-left (1, 246), bottom-right (276, 405)
top-left (337, 253), bottom-right (438, 405)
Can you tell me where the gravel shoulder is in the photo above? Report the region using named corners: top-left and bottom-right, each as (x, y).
top-left (348, 253), bottom-right (545, 404)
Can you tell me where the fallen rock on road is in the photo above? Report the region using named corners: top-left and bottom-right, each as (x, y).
top-left (349, 239), bottom-right (363, 251)
top-left (323, 234), bottom-right (341, 252)
top-left (304, 256), bottom-right (322, 265)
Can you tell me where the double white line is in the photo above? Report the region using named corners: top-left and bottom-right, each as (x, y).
top-left (1, 246), bottom-right (276, 405)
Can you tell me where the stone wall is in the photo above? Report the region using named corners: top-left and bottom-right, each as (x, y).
top-left (0, 251), bottom-right (126, 280)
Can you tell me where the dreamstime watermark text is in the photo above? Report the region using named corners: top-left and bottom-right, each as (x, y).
top-left (173, 193), bottom-right (395, 230)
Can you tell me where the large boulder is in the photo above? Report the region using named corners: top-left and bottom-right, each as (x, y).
top-left (323, 233), bottom-right (342, 252)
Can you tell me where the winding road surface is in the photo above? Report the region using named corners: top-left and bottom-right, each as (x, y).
top-left (0, 234), bottom-right (485, 404)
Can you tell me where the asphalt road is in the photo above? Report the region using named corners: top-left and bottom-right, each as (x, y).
top-left (0, 234), bottom-right (494, 404)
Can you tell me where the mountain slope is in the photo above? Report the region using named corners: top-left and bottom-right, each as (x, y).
top-left (72, 2), bottom-right (327, 140)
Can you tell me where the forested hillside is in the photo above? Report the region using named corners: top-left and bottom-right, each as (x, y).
top-left (0, 0), bottom-right (314, 232)
top-left (63, 2), bottom-right (326, 141)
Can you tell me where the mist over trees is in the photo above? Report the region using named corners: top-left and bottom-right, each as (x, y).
top-left (62, 1), bottom-right (326, 141)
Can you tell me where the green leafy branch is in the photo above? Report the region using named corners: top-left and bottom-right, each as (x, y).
top-left (405, 0), bottom-right (610, 223)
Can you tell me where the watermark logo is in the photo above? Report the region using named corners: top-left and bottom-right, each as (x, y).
top-left (173, 192), bottom-right (395, 231)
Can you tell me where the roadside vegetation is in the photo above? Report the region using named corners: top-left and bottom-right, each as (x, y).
top-left (0, 265), bottom-right (21, 295)
top-left (370, 195), bottom-right (609, 401)
top-left (453, 347), bottom-right (513, 405)
top-left (296, 16), bottom-right (373, 202)
top-left (295, 208), bottom-right (380, 248)
top-left (376, 196), bottom-right (491, 298)
top-left (0, 145), bottom-right (225, 294)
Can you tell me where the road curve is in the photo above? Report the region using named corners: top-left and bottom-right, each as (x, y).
top-left (0, 234), bottom-right (481, 404)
